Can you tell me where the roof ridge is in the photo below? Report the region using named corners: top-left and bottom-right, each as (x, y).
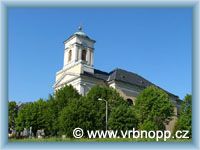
top-left (94, 68), bottom-right (109, 75)
top-left (111, 68), bottom-right (139, 76)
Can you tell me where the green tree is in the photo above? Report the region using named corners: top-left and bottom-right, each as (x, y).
top-left (134, 86), bottom-right (174, 130)
top-left (54, 85), bottom-right (80, 111)
top-left (16, 102), bottom-right (36, 133)
top-left (34, 99), bottom-right (54, 136)
top-left (138, 120), bottom-right (159, 131)
top-left (108, 104), bottom-right (137, 131)
top-left (48, 85), bottom-right (80, 136)
top-left (174, 94), bottom-right (192, 137)
top-left (86, 85), bottom-right (128, 130)
top-left (8, 101), bottom-right (18, 130)
top-left (58, 98), bottom-right (84, 137)
top-left (58, 85), bottom-right (129, 137)
top-left (16, 99), bottom-right (53, 136)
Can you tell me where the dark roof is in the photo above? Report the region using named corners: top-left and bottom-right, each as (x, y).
top-left (108, 68), bottom-right (153, 88)
top-left (94, 69), bottom-right (109, 80)
top-left (82, 69), bottom-right (109, 81)
top-left (82, 68), bottom-right (178, 98)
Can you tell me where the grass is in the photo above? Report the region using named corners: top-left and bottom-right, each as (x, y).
top-left (9, 137), bottom-right (192, 142)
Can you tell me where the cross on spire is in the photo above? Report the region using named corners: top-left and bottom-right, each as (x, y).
top-left (78, 24), bottom-right (83, 31)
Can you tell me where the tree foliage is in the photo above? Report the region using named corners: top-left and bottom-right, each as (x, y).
top-left (85, 85), bottom-right (128, 130)
top-left (11, 84), bottom-right (185, 138)
top-left (8, 101), bottom-right (18, 130)
top-left (58, 97), bottom-right (92, 137)
top-left (134, 86), bottom-right (174, 130)
top-left (58, 85), bottom-right (130, 137)
top-left (47, 85), bottom-right (80, 135)
top-left (53, 85), bottom-right (80, 111)
top-left (174, 94), bottom-right (192, 137)
top-left (14, 85), bottom-right (80, 136)
top-left (15, 99), bottom-right (53, 135)
top-left (108, 105), bottom-right (137, 131)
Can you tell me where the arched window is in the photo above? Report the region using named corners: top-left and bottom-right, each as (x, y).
top-left (68, 50), bottom-right (72, 62)
top-left (127, 98), bottom-right (133, 106)
top-left (82, 50), bottom-right (86, 61)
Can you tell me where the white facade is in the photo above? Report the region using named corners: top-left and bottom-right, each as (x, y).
top-left (54, 27), bottom-right (96, 95)
top-left (63, 34), bottom-right (95, 71)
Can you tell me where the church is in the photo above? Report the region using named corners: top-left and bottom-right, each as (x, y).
top-left (54, 26), bottom-right (181, 131)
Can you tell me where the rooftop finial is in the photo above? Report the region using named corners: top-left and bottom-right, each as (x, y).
top-left (78, 24), bottom-right (83, 31)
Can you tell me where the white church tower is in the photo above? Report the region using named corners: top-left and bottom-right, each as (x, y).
top-left (54, 26), bottom-right (96, 94)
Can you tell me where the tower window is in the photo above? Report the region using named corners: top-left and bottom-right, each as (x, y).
top-left (68, 50), bottom-right (72, 62)
top-left (82, 50), bottom-right (86, 61)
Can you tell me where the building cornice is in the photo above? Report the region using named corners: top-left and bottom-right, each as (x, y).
top-left (64, 42), bottom-right (94, 51)
top-left (63, 34), bottom-right (96, 44)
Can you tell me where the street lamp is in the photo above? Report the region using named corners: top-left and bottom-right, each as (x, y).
top-left (98, 98), bottom-right (108, 131)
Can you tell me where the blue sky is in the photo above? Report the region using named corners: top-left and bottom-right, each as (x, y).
top-left (8, 8), bottom-right (192, 102)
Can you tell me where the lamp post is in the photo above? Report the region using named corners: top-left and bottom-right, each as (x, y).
top-left (98, 98), bottom-right (108, 131)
